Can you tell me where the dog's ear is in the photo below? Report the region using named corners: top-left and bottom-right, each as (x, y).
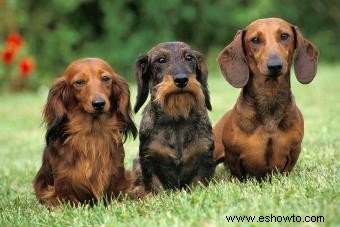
top-left (111, 75), bottom-right (138, 141)
top-left (193, 50), bottom-right (212, 111)
top-left (292, 26), bottom-right (319, 84)
top-left (217, 30), bottom-right (249, 88)
top-left (43, 77), bottom-right (72, 145)
top-left (134, 54), bottom-right (149, 113)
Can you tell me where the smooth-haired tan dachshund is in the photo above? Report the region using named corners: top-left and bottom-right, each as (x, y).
top-left (214, 18), bottom-right (319, 179)
top-left (33, 58), bottom-right (138, 207)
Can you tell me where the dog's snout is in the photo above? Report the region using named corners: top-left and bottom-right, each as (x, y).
top-left (267, 55), bottom-right (283, 76)
top-left (92, 98), bottom-right (106, 111)
top-left (173, 74), bottom-right (188, 88)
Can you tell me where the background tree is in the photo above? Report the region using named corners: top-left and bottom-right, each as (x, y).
top-left (0, 0), bottom-right (338, 90)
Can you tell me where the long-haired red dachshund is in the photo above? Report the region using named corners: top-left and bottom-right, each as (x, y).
top-left (33, 58), bottom-right (137, 207)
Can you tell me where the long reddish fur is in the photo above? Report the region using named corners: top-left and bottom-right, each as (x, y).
top-left (33, 59), bottom-right (140, 207)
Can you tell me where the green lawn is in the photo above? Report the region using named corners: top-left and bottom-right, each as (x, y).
top-left (0, 64), bottom-right (339, 226)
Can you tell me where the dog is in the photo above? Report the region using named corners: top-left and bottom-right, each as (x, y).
top-left (33, 58), bottom-right (138, 207)
top-left (133, 42), bottom-right (215, 192)
top-left (213, 18), bottom-right (319, 180)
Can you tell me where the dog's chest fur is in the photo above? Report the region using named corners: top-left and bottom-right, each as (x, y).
top-left (55, 114), bottom-right (123, 198)
top-left (140, 104), bottom-right (214, 187)
top-left (228, 89), bottom-right (304, 177)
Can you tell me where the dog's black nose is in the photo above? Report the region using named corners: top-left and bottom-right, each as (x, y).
top-left (267, 55), bottom-right (283, 76)
top-left (174, 74), bottom-right (188, 88)
top-left (92, 98), bottom-right (105, 111)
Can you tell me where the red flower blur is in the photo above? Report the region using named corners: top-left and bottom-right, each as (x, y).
top-left (1, 47), bottom-right (16, 64)
top-left (1, 33), bottom-right (24, 65)
top-left (6, 33), bottom-right (24, 49)
top-left (19, 57), bottom-right (35, 77)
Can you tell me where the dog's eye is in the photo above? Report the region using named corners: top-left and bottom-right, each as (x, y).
top-left (251, 37), bottom-right (261, 44)
top-left (74, 79), bottom-right (86, 87)
top-left (185, 55), bottom-right (194, 62)
top-left (102, 75), bottom-right (111, 82)
top-left (157, 57), bottom-right (166, 64)
top-left (280, 33), bottom-right (290, 41)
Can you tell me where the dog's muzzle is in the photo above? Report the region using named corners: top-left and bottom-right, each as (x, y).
top-left (173, 74), bottom-right (188, 88)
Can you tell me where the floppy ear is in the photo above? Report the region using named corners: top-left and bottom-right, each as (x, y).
top-left (134, 54), bottom-right (149, 113)
top-left (43, 77), bottom-right (72, 146)
top-left (194, 50), bottom-right (212, 111)
top-left (111, 75), bottom-right (137, 141)
top-left (217, 30), bottom-right (249, 88)
top-left (292, 26), bottom-right (319, 84)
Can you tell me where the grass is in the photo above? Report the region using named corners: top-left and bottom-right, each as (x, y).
top-left (0, 64), bottom-right (339, 226)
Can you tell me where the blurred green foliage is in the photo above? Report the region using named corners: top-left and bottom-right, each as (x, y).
top-left (0, 0), bottom-right (339, 88)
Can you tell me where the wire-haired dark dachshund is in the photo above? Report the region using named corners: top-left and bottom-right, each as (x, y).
top-left (33, 58), bottom-right (138, 207)
top-left (213, 18), bottom-right (319, 180)
top-left (133, 42), bottom-right (214, 192)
